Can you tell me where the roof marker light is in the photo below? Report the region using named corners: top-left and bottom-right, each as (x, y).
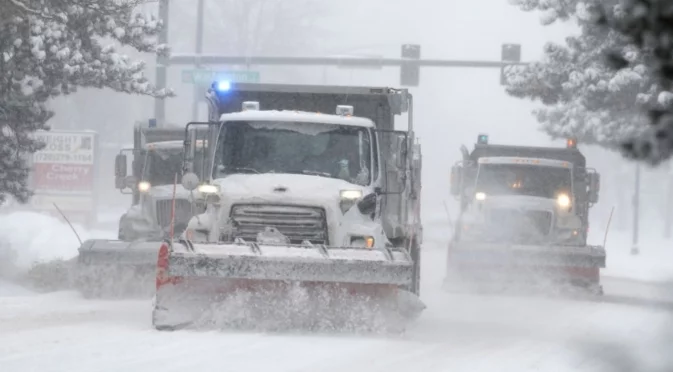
top-left (242, 101), bottom-right (260, 111)
top-left (567, 137), bottom-right (577, 148)
top-left (477, 134), bottom-right (489, 144)
top-left (336, 105), bottom-right (354, 116)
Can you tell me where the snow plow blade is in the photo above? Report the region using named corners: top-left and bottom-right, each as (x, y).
top-left (75, 239), bottom-right (162, 298)
top-left (153, 240), bottom-right (425, 333)
top-left (444, 242), bottom-right (606, 295)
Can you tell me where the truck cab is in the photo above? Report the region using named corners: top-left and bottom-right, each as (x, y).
top-left (184, 104), bottom-right (392, 249)
top-left (114, 124), bottom-right (207, 241)
top-left (450, 135), bottom-right (600, 247)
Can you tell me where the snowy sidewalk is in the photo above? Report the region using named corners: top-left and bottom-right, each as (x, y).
top-left (0, 211), bottom-right (116, 271)
top-left (599, 230), bottom-right (673, 283)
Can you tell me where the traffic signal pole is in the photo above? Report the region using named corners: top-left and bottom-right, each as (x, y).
top-left (153, 46), bottom-right (525, 122)
top-left (166, 54), bottom-right (523, 68)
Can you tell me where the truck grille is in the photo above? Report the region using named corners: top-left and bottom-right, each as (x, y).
top-left (156, 199), bottom-right (195, 234)
top-left (488, 209), bottom-right (553, 243)
top-left (230, 204), bottom-right (328, 245)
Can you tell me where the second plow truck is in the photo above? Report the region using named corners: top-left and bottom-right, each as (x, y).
top-left (75, 123), bottom-right (206, 298)
top-left (152, 82), bottom-right (424, 332)
top-left (446, 135), bottom-right (606, 295)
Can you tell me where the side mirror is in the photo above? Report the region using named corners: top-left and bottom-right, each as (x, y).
top-left (357, 193), bottom-right (377, 216)
top-left (182, 172), bottom-right (200, 191)
top-left (459, 145), bottom-right (470, 162)
top-left (588, 172), bottom-right (600, 204)
top-left (114, 154), bottom-right (128, 190)
top-left (450, 165), bottom-right (463, 196)
top-left (115, 154), bottom-right (127, 177)
top-left (124, 175), bottom-right (138, 188)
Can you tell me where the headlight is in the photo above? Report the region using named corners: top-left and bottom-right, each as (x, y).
top-left (350, 236), bottom-right (375, 248)
top-left (339, 190), bottom-right (362, 214)
top-left (556, 193), bottom-right (571, 208)
top-left (138, 181), bottom-right (151, 192)
top-left (340, 190), bottom-right (363, 200)
top-left (197, 184), bottom-right (219, 194)
top-left (475, 192), bottom-right (486, 201)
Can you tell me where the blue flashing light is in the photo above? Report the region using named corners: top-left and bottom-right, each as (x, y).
top-left (216, 80), bottom-right (232, 92)
top-left (477, 134), bottom-right (489, 145)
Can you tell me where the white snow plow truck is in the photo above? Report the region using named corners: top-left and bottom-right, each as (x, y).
top-left (152, 82), bottom-right (424, 332)
top-left (445, 135), bottom-right (605, 295)
top-left (75, 123), bottom-right (207, 298)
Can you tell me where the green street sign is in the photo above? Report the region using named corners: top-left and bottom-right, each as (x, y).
top-left (181, 69), bottom-right (260, 84)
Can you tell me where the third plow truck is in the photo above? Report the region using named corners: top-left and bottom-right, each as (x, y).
top-left (152, 81), bottom-right (424, 332)
top-left (445, 135), bottom-right (606, 296)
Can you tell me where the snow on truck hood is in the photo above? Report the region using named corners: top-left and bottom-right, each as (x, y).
top-left (213, 173), bottom-right (366, 205)
top-left (219, 110), bottom-right (375, 128)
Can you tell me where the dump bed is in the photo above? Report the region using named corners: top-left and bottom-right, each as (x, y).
top-left (470, 144), bottom-right (586, 168)
top-left (205, 82), bottom-right (409, 132)
top-left (142, 127), bottom-right (186, 144)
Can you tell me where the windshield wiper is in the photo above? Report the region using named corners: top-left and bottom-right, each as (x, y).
top-left (301, 170), bottom-right (332, 178)
top-left (219, 166), bottom-right (260, 174)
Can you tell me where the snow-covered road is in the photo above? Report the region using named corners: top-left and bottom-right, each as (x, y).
top-left (2, 243), bottom-right (673, 372)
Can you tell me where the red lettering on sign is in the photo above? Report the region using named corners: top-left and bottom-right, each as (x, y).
top-left (33, 163), bottom-right (94, 192)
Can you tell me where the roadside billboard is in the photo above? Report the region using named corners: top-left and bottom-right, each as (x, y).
top-left (28, 130), bottom-right (98, 224)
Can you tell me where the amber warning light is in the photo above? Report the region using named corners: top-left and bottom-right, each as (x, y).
top-left (567, 138), bottom-right (577, 148)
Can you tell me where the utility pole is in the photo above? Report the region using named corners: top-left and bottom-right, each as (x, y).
top-left (631, 163), bottom-right (641, 255)
top-left (191, 0), bottom-right (205, 121)
top-left (153, 0), bottom-right (170, 128)
top-left (665, 161), bottom-right (673, 239)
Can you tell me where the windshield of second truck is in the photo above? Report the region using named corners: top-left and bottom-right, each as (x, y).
top-left (143, 148), bottom-right (205, 186)
top-left (213, 120), bottom-right (372, 186)
top-left (475, 163), bottom-right (571, 199)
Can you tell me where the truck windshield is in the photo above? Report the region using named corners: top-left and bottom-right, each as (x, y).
top-left (142, 148), bottom-right (205, 186)
top-left (213, 120), bottom-right (372, 186)
top-left (475, 163), bottom-right (571, 199)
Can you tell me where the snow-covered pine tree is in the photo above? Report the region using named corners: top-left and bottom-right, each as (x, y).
top-left (0, 0), bottom-right (172, 203)
top-left (594, 0), bottom-right (673, 165)
top-left (504, 0), bottom-right (668, 150)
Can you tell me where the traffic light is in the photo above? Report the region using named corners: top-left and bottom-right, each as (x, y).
top-left (500, 43), bottom-right (521, 85)
top-left (400, 44), bottom-right (421, 87)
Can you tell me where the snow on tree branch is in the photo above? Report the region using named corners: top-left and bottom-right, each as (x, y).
top-left (505, 0), bottom-right (666, 151)
top-left (0, 0), bottom-right (173, 203)
top-left (595, 0), bottom-right (673, 165)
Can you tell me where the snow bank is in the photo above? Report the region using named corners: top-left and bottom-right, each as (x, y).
top-left (0, 280), bottom-right (34, 297)
top-left (0, 211), bottom-right (116, 270)
top-left (598, 229), bottom-right (673, 283)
